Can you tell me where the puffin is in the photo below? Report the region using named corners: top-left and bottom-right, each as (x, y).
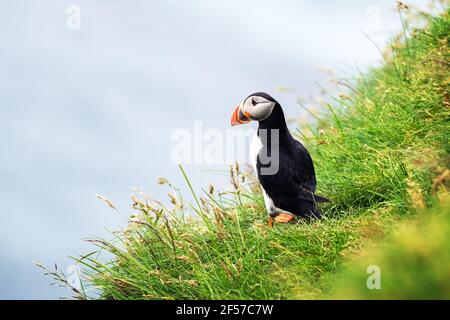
top-left (231, 92), bottom-right (329, 224)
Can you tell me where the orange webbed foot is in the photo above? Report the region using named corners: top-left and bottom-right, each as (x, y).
top-left (274, 213), bottom-right (295, 223)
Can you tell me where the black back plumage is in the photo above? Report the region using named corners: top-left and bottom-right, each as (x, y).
top-left (254, 95), bottom-right (328, 218)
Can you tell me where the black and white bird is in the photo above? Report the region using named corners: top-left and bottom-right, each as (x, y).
top-left (231, 92), bottom-right (329, 224)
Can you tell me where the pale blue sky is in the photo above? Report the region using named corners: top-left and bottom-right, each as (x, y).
top-left (0, 0), bottom-right (431, 299)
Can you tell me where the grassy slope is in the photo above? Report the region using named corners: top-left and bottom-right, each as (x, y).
top-left (65, 8), bottom-right (449, 299)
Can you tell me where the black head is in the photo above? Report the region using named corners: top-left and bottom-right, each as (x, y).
top-left (231, 92), bottom-right (286, 129)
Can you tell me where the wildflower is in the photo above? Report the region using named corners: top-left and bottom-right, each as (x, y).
top-left (168, 193), bottom-right (178, 206)
top-left (230, 163), bottom-right (241, 191)
top-left (339, 93), bottom-right (351, 100)
top-left (176, 255), bottom-right (190, 262)
top-left (94, 194), bottom-right (117, 210)
top-left (200, 197), bottom-right (209, 208)
top-left (185, 280), bottom-right (198, 286)
top-left (407, 179), bottom-right (425, 209)
top-left (130, 194), bottom-right (140, 209)
top-left (397, 1), bottom-right (409, 10)
top-left (208, 184), bottom-right (215, 195)
top-left (157, 177), bottom-right (168, 185)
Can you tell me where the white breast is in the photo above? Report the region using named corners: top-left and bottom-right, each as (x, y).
top-left (249, 133), bottom-right (278, 215)
top-left (249, 132), bottom-right (263, 176)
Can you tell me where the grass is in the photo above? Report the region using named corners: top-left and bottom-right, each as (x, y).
top-left (39, 5), bottom-right (450, 299)
top-left (328, 193), bottom-right (450, 299)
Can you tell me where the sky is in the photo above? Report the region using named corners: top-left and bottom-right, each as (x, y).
top-left (0, 0), bottom-right (432, 299)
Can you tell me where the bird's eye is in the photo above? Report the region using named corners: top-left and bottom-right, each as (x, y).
top-left (251, 99), bottom-right (257, 106)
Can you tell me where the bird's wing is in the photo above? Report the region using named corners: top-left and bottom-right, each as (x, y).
top-left (292, 140), bottom-right (317, 190)
top-left (290, 140), bottom-right (329, 203)
top-left (258, 142), bottom-right (324, 204)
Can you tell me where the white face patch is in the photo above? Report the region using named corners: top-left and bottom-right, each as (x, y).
top-left (241, 95), bottom-right (276, 121)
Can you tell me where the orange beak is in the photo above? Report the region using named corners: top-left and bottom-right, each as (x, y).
top-left (231, 105), bottom-right (251, 126)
